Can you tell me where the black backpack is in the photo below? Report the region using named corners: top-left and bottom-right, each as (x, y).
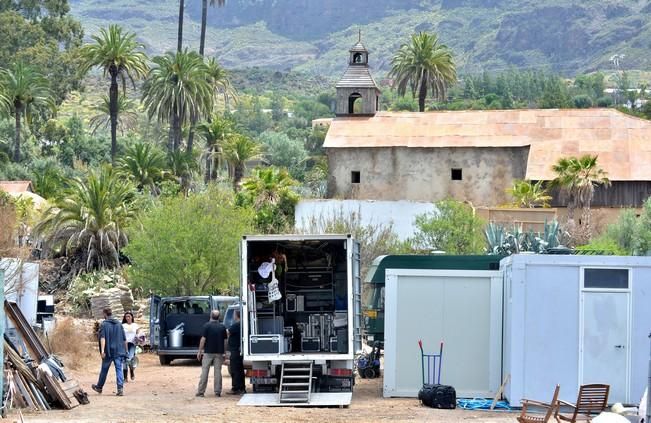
top-left (418, 384), bottom-right (457, 409)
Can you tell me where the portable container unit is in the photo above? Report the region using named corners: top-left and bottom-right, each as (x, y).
top-left (382, 255), bottom-right (504, 398)
top-left (502, 254), bottom-right (651, 406)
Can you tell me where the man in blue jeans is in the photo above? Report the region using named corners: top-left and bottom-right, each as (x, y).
top-left (92, 307), bottom-right (128, 396)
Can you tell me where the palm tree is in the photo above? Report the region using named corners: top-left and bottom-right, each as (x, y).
top-left (390, 32), bottom-right (457, 112)
top-left (177, 0), bottom-right (185, 52)
top-left (79, 25), bottom-right (148, 163)
top-left (507, 179), bottom-right (552, 208)
top-left (0, 63), bottom-right (53, 162)
top-left (199, 0), bottom-right (226, 56)
top-left (240, 167), bottom-right (297, 208)
top-left (34, 166), bottom-right (137, 272)
top-left (167, 149), bottom-right (199, 193)
top-left (221, 134), bottom-right (263, 190)
top-left (89, 95), bottom-right (139, 135)
top-left (142, 50), bottom-right (213, 153)
top-left (117, 142), bottom-right (169, 194)
top-left (196, 115), bottom-right (234, 182)
top-left (0, 86), bottom-right (10, 118)
top-left (552, 154), bottom-right (610, 239)
top-left (205, 57), bottom-right (236, 106)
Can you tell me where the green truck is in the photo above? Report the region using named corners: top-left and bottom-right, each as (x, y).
top-left (363, 254), bottom-right (503, 346)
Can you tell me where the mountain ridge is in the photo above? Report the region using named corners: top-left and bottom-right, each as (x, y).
top-left (69, 0), bottom-right (651, 76)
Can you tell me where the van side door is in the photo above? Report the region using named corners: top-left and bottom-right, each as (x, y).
top-left (150, 294), bottom-right (162, 350)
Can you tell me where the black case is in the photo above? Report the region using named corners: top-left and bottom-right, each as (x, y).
top-left (418, 384), bottom-right (457, 409)
top-left (301, 336), bottom-right (320, 352)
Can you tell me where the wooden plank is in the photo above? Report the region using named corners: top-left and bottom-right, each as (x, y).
top-left (4, 301), bottom-right (49, 362)
top-left (13, 372), bottom-right (37, 411)
top-left (490, 373), bottom-right (510, 410)
top-left (40, 373), bottom-right (72, 410)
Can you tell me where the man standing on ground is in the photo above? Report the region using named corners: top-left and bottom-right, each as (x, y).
top-left (196, 310), bottom-right (226, 397)
top-left (227, 309), bottom-right (246, 395)
top-left (92, 307), bottom-right (128, 396)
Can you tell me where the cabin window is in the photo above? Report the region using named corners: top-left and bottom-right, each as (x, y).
top-left (351, 171), bottom-right (361, 184)
top-left (583, 268), bottom-right (629, 289)
top-left (451, 168), bottom-right (463, 181)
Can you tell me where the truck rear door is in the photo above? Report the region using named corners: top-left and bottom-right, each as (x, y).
top-left (352, 240), bottom-right (363, 354)
top-left (150, 294), bottom-right (161, 349)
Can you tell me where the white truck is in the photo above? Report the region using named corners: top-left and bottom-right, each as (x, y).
top-left (238, 234), bottom-right (362, 406)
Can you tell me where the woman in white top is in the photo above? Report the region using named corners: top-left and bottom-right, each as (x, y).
top-left (122, 312), bottom-right (140, 382)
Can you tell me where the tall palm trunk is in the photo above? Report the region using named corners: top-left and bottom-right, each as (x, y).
top-left (418, 73), bottom-right (428, 112)
top-left (109, 67), bottom-right (119, 163)
top-left (233, 164), bottom-right (243, 191)
top-left (177, 0), bottom-right (185, 52)
top-left (199, 0), bottom-right (208, 56)
top-left (13, 101), bottom-right (22, 162)
top-left (171, 103), bottom-right (181, 152)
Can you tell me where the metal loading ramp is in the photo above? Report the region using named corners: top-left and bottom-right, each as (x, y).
top-left (279, 361), bottom-right (313, 403)
top-left (237, 392), bottom-right (352, 407)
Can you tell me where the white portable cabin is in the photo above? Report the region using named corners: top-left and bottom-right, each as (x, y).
top-left (381, 256), bottom-right (504, 398)
top-left (502, 254), bottom-right (651, 406)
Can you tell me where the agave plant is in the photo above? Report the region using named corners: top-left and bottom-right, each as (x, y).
top-left (34, 166), bottom-right (137, 271)
top-left (485, 219), bottom-right (563, 255)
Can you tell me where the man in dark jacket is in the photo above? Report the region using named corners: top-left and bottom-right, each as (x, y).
top-left (227, 309), bottom-right (246, 394)
top-left (92, 307), bottom-right (127, 396)
top-left (196, 310), bottom-right (227, 397)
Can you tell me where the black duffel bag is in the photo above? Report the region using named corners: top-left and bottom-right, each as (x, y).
top-left (418, 384), bottom-right (456, 409)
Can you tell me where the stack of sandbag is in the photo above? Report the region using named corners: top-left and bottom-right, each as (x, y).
top-left (117, 284), bottom-right (134, 312)
top-left (132, 298), bottom-right (150, 345)
top-left (90, 288), bottom-right (125, 319)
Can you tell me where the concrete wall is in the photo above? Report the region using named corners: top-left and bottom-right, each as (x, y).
top-left (327, 146), bottom-right (529, 206)
top-left (295, 199), bottom-right (436, 240)
top-left (335, 87), bottom-right (378, 116)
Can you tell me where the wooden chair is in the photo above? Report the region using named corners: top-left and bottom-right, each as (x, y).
top-left (555, 384), bottom-right (610, 422)
top-left (518, 384), bottom-right (561, 423)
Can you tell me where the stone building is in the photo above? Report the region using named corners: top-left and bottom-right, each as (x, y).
top-left (324, 42), bottom-right (651, 207)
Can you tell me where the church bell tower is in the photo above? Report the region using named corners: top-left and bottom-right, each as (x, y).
top-left (335, 32), bottom-right (381, 116)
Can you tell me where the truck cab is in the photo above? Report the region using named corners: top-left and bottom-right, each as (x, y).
top-left (150, 295), bottom-right (237, 365)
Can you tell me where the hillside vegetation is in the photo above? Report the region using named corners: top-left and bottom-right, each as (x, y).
top-left (69, 0), bottom-right (651, 76)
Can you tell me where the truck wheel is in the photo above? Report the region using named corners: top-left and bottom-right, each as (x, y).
top-left (159, 355), bottom-right (171, 366)
top-left (363, 368), bottom-right (377, 379)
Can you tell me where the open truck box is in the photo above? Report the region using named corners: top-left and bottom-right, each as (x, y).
top-left (239, 234), bottom-right (361, 406)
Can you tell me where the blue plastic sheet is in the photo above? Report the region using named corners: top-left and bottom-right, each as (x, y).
top-left (457, 398), bottom-right (512, 411)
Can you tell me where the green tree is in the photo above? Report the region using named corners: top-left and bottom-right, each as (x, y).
top-left (390, 32), bottom-right (457, 112)
top-left (507, 179), bottom-right (552, 208)
top-left (34, 166), bottom-right (137, 271)
top-left (410, 200), bottom-right (485, 254)
top-left (79, 25), bottom-right (148, 163)
top-left (196, 115), bottom-right (234, 182)
top-left (89, 95), bottom-right (139, 136)
top-left (0, 62), bottom-right (53, 162)
top-left (31, 158), bottom-right (65, 200)
top-left (199, 0), bottom-right (226, 56)
top-left (221, 134), bottom-right (263, 190)
top-left (125, 187), bottom-right (253, 295)
top-left (552, 155), bottom-right (610, 241)
top-left (237, 166), bottom-right (299, 233)
top-left (258, 131), bottom-right (308, 180)
top-left (142, 50), bottom-right (213, 153)
top-left (117, 142), bottom-right (169, 194)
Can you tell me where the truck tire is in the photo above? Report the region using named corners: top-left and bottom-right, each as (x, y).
top-left (159, 355), bottom-right (172, 366)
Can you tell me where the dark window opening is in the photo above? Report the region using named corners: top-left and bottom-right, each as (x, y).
top-left (451, 168), bottom-right (463, 181)
top-left (351, 171), bottom-right (360, 184)
top-left (584, 268), bottom-right (629, 289)
top-left (376, 96), bottom-right (379, 111)
top-left (348, 93), bottom-right (363, 114)
top-left (353, 53), bottom-right (363, 63)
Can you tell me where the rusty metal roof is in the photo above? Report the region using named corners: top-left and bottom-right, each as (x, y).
top-left (0, 180), bottom-right (33, 193)
top-left (323, 109), bottom-right (651, 181)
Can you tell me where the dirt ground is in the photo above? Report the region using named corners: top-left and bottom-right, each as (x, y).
top-left (10, 353), bottom-right (517, 423)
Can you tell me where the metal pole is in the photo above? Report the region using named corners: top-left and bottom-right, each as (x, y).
top-left (646, 331), bottom-right (650, 423)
